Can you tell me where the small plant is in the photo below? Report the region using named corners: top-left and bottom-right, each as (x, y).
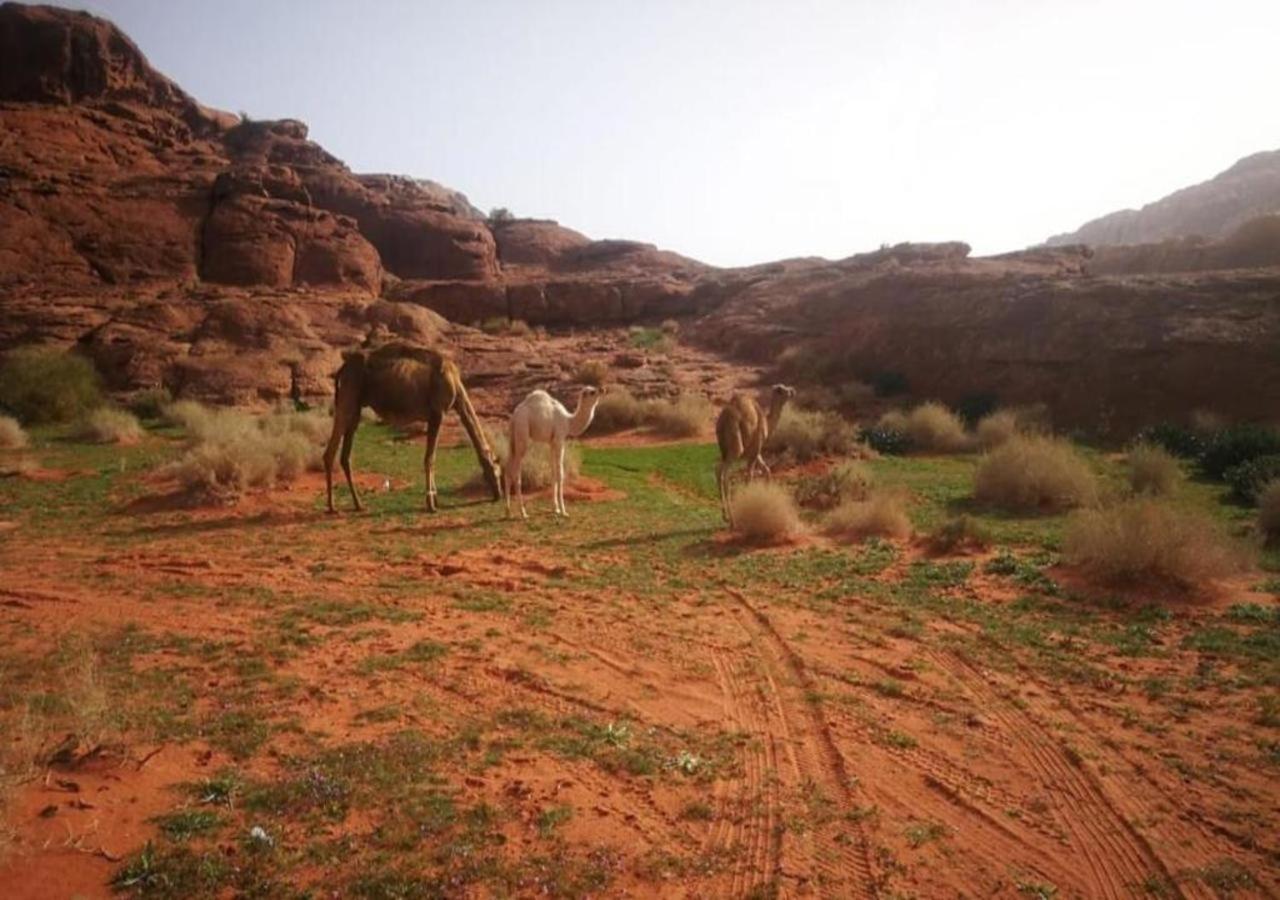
top-left (659, 318), bottom-right (680, 336)
top-left (0, 346), bottom-right (102, 424)
top-left (645, 393), bottom-right (711, 438)
top-left (973, 435), bottom-right (1098, 513)
top-left (0, 414), bottom-right (27, 449)
top-left (769, 407), bottom-right (859, 461)
top-left (1127, 443), bottom-right (1181, 496)
top-left (629, 326), bottom-right (673, 353)
top-left (904, 402), bottom-right (971, 453)
top-left (1259, 481), bottom-right (1280, 544)
top-left (794, 461), bottom-right (873, 509)
top-left (1199, 424), bottom-right (1280, 480)
top-left (862, 424), bottom-right (910, 455)
top-left (822, 491), bottom-right (911, 543)
top-left (74, 407), bottom-right (143, 445)
top-left (1137, 421), bottom-right (1204, 459)
top-left (127, 387), bottom-right (173, 420)
top-left (574, 359), bottom-right (609, 387)
top-left (1064, 499), bottom-right (1247, 587)
top-left (1224, 454), bottom-right (1280, 504)
top-left (925, 515), bottom-right (991, 554)
top-left (729, 482), bottom-right (803, 543)
top-left (591, 389), bottom-right (647, 433)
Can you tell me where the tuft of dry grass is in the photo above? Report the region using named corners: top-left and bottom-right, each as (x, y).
top-left (645, 393), bottom-right (713, 438)
top-left (821, 491), bottom-right (912, 543)
top-left (925, 515), bottom-right (992, 555)
top-left (769, 407), bottom-right (860, 461)
top-left (161, 403), bottom-right (325, 500)
top-left (730, 482), bottom-right (803, 542)
top-left (1064, 499), bottom-right (1247, 586)
top-left (592, 389), bottom-right (647, 433)
top-left (1259, 480), bottom-right (1280, 544)
top-left (1127, 443), bottom-right (1181, 496)
top-left (902, 402), bottom-right (972, 453)
top-left (575, 359), bottom-right (609, 387)
top-left (794, 460), bottom-right (873, 510)
top-left (0, 414), bottom-right (27, 449)
top-left (74, 407), bottom-right (143, 445)
top-left (478, 425), bottom-right (582, 492)
top-left (660, 318), bottom-right (680, 336)
top-left (975, 409), bottom-right (1020, 449)
top-left (974, 435), bottom-right (1098, 513)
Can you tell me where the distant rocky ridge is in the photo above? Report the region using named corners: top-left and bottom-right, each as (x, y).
top-left (1046, 150), bottom-right (1280, 247)
top-left (1, 2), bottom-right (1278, 430)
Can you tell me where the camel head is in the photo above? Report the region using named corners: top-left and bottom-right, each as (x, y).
top-left (770, 384), bottom-right (796, 404)
top-left (570, 385), bottom-right (601, 436)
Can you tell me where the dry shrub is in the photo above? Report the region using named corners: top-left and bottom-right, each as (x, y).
top-left (1064, 499), bottom-right (1247, 586)
top-left (645, 393), bottom-right (712, 438)
top-left (477, 425), bottom-right (582, 492)
top-left (575, 359), bottom-right (609, 387)
top-left (660, 318), bottom-right (680, 335)
top-left (974, 435), bottom-right (1098, 512)
top-left (730, 482), bottom-right (802, 542)
top-left (0, 455), bottom-right (37, 478)
top-left (592, 389), bottom-right (647, 433)
top-left (794, 460), bottom-right (873, 509)
top-left (1259, 481), bottom-right (1280, 543)
top-left (925, 515), bottom-right (992, 554)
top-left (902, 402), bottom-right (972, 453)
top-left (975, 409), bottom-right (1020, 449)
top-left (822, 490), bottom-right (912, 543)
top-left (1127, 443), bottom-right (1181, 496)
top-left (127, 386), bottom-right (172, 420)
top-left (507, 319), bottom-right (533, 337)
top-left (0, 414), bottom-right (27, 449)
top-left (74, 407), bottom-right (143, 445)
top-left (163, 403), bottom-right (325, 499)
top-left (770, 407), bottom-right (860, 461)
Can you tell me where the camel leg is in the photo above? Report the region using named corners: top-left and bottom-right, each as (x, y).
top-left (423, 409), bottom-right (443, 513)
top-left (554, 440), bottom-right (568, 517)
top-left (509, 437), bottom-right (529, 519)
top-left (340, 422), bottom-right (362, 512)
top-left (716, 459), bottom-right (731, 523)
top-left (323, 426), bottom-right (342, 514)
top-left (755, 455), bottom-right (773, 481)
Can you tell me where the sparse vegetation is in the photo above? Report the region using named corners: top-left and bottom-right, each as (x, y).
top-left (822, 491), bottom-right (912, 542)
top-left (0, 414), bottom-right (27, 449)
top-left (479, 317), bottom-right (532, 337)
top-left (974, 435), bottom-right (1098, 512)
top-left (900, 402), bottom-right (972, 453)
top-left (645, 393), bottom-right (712, 438)
top-left (0, 346), bottom-right (102, 424)
top-left (74, 407), bottom-right (143, 445)
top-left (1199, 424), bottom-right (1280, 480)
top-left (161, 403), bottom-right (326, 499)
top-left (591, 389), bottom-right (647, 433)
top-left (729, 482), bottom-right (802, 542)
top-left (1225, 454), bottom-right (1280, 504)
top-left (925, 515), bottom-right (991, 554)
top-left (1126, 443), bottom-right (1181, 496)
top-left (629, 326), bottom-right (673, 354)
top-left (769, 407), bottom-right (860, 461)
top-left (575, 359), bottom-right (609, 386)
top-left (794, 460), bottom-right (873, 509)
top-left (127, 387), bottom-right (173, 420)
top-left (1064, 499), bottom-right (1246, 586)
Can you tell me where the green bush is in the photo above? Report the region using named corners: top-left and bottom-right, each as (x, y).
top-left (1224, 454), bottom-right (1280, 504)
top-left (1137, 422), bottom-right (1204, 459)
top-left (1199, 424), bottom-right (1280, 480)
top-left (1259, 481), bottom-right (1280, 543)
top-left (869, 371), bottom-right (908, 397)
top-left (862, 425), bottom-right (910, 455)
top-left (0, 346), bottom-right (102, 424)
top-left (127, 387), bottom-right (173, 420)
top-left (956, 393), bottom-right (998, 428)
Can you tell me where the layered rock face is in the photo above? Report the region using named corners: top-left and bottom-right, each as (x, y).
top-left (0, 3), bottom-right (1277, 429)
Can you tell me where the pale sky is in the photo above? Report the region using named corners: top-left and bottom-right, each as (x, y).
top-left (78, 0), bottom-right (1280, 266)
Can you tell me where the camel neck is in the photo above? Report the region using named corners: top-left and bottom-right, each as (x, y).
top-left (765, 396), bottom-right (788, 435)
top-left (568, 395), bottom-right (598, 437)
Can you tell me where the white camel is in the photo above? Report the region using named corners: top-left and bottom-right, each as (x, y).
top-left (505, 386), bottom-right (601, 518)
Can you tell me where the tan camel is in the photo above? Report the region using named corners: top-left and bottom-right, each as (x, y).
top-left (715, 384), bottom-right (795, 525)
top-left (324, 342), bottom-right (501, 513)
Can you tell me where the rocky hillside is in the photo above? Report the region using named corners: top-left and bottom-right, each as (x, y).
top-left (1, 2), bottom-right (1278, 431)
top-left (1046, 149), bottom-right (1280, 247)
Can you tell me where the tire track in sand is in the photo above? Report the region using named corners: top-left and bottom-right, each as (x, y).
top-left (929, 649), bottom-right (1183, 900)
top-left (723, 587), bottom-right (878, 899)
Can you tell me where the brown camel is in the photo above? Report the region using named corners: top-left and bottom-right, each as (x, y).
top-left (324, 342), bottom-right (502, 513)
top-left (715, 384), bottom-right (795, 525)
